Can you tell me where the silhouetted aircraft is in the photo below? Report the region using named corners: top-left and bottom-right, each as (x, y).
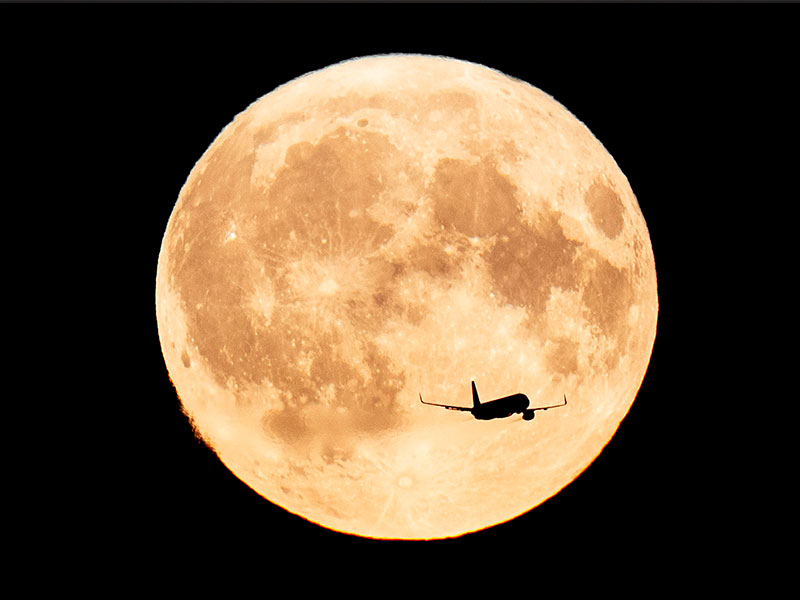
top-left (420, 380), bottom-right (567, 421)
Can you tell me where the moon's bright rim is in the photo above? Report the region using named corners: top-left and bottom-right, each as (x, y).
top-left (156, 54), bottom-right (657, 539)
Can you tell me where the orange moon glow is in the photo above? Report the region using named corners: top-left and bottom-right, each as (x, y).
top-left (156, 54), bottom-right (657, 539)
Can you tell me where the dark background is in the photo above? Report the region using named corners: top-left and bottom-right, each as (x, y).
top-left (13, 4), bottom-right (790, 579)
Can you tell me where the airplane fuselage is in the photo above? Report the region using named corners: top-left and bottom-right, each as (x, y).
top-left (472, 393), bottom-right (530, 420)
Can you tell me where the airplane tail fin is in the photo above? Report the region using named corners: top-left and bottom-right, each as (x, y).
top-left (471, 380), bottom-right (481, 409)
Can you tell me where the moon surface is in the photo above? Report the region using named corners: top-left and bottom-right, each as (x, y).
top-left (156, 54), bottom-right (657, 539)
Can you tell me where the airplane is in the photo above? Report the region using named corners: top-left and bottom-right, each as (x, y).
top-left (420, 380), bottom-right (567, 421)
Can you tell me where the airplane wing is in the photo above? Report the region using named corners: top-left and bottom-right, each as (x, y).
top-left (419, 393), bottom-right (472, 412)
top-left (531, 395), bottom-right (568, 411)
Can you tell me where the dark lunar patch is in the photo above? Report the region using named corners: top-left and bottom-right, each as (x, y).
top-left (545, 337), bottom-right (580, 378)
top-left (429, 90), bottom-right (478, 113)
top-left (429, 157), bottom-right (520, 237)
top-left (372, 267), bottom-right (430, 326)
top-left (632, 236), bottom-right (646, 278)
top-left (175, 244), bottom-right (259, 385)
top-left (173, 124), bottom-right (414, 440)
top-left (580, 249), bottom-right (635, 362)
top-left (349, 343), bottom-right (405, 431)
top-left (256, 127), bottom-right (396, 253)
top-left (487, 213), bottom-right (581, 321)
top-left (180, 348), bottom-right (191, 368)
top-left (407, 243), bottom-right (460, 277)
top-left (585, 180), bottom-right (624, 238)
top-left (263, 408), bottom-right (308, 444)
top-left (283, 140), bottom-right (316, 167)
top-left (322, 445), bottom-right (352, 465)
top-left (167, 128), bottom-right (260, 387)
top-left (253, 111), bottom-right (306, 146)
top-left (260, 332), bottom-right (406, 446)
top-left (173, 126), bottom-right (407, 392)
top-left (405, 304), bottom-right (427, 326)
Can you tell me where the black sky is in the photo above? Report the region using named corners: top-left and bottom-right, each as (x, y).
top-left (17, 3), bottom-right (791, 578)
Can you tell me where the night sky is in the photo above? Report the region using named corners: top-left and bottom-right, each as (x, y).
top-left (20, 4), bottom-right (787, 578)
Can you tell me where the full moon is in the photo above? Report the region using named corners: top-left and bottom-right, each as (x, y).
top-left (156, 54), bottom-right (657, 539)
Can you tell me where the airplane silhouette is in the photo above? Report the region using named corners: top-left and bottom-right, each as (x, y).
top-left (420, 380), bottom-right (567, 421)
